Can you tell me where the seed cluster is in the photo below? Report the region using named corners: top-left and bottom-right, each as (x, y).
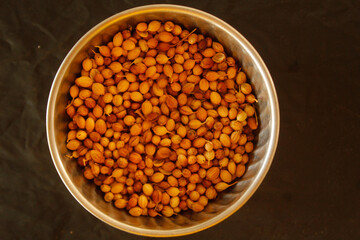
top-left (65, 20), bottom-right (258, 217)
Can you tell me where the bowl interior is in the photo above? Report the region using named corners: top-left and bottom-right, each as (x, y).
top-left (47, 5), bottom-right (279, 237)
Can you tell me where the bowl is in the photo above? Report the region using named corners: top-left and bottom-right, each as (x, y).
top-left (46, 4), bottom-right (280, 237)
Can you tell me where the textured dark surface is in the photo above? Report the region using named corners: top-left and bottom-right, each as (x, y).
top-left (1, 0), bottom-right (359, 239)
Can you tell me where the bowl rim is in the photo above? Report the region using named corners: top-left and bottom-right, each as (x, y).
top-left (46, 4), bottom-right (280, 237)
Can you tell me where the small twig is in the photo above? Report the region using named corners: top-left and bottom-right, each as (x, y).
top-left (171, 28), bottom-right (197, 47)
top-left (65, 99), bottom-right (74, 109)
top-left (254, 105), bottom-right (259, 126)
top-left (135, 109), bottom-right (146, 120)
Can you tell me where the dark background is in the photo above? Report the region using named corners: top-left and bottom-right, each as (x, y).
top-left (1, 0), bottom-right (359, 239)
